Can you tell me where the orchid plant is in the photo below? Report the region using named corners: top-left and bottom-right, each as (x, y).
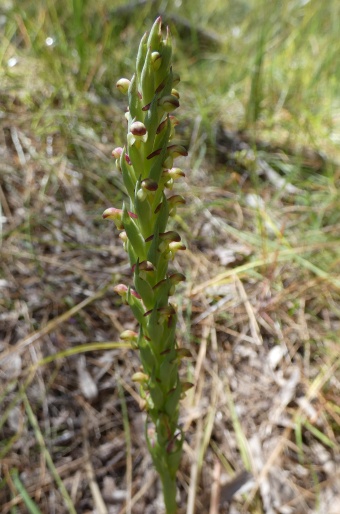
top-left (103, 17), bottom-right (189, 513)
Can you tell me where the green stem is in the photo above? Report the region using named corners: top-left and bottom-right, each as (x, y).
top-left (161, 471), bottom-right (177, 514)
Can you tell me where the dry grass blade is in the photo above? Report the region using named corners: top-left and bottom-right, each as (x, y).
top-left (1, 1), bottom-right (340, 512)
top-left (0, 281), bottom-right (114, 364)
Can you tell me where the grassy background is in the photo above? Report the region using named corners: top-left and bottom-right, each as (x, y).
top-left (1, 0), bottom-right (340, 513)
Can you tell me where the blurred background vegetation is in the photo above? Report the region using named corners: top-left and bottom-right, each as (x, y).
top-left (1, 0), bottom-right (340, 512)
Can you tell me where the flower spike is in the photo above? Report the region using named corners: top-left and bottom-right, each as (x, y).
top-left (103, 18), bottom-right (188, 514)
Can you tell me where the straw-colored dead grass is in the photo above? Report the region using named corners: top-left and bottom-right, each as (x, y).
top-left (1, 96), bottom-right (340, 514)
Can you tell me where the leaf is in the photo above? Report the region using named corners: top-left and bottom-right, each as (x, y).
top-left (122, 204), bottom-right (146, 261)
top-left (134, 260), bottom-right (154, 309)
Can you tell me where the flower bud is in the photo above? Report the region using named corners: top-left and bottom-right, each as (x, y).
top-left (169, 273), bottom-right (186, 285)
top-left (158, 231), bottom-right (181, 253)
top-left (141, 178), bottom-right (158, 192)
top-left (130, 121), bottom-right (147, 137)
top-left (158, 95), bottom-right (180, 112)
top-left (132, 260), bottom-right (155, 273)
top-left (168, 272), bottom-right (186, 294)
top-left (168, 195), bottom-right (185, 209)
top-left (116, 78), bottom-right (131, 94)
top-left (167, 145), bottom-right (188, 158)
top-left (102, 207), bottom-right (124, 229)
top-left (132, 371), bottom-right (149, 383)
top-left (160, 231), bottom-right (181, 242)
top-left (162, 167), bottom-right (185, 180)
top-left (128, 121), bottom-right (148, 147)
top-left (120, 330), bottom-right (138, 342)
top-left (111, 147), bottom-right (123, 159)
top-left (114, 284), bottom-right (141, 300)
top-left (119, 230), bottom-right (128, 242)
top-left (102, 207), bottom-right (137, 230)
top-left (113, 283), bottom-right (128, 296)
top-left (162, 167), bottom-right (185, 189)
top-left (168, 241), bottom-right (186, 259)
top-left (151, 51), bottom-right (162, 70)
top-left (136, 179), bottom-right (157, 201)
top-left (157, 115), bottom-right (178, 134)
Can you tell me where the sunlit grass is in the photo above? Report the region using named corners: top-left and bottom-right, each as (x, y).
top-left (1, 0), bottom-right (340, 511)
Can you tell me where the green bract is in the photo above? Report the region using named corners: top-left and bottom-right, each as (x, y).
top-left (103, 17), bottom-right (189, 514)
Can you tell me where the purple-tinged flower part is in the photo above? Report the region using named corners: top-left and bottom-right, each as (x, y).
top-left (158, 95), bottom-right (180, 112)
top-left (170, 348), bottom-right (192, 363)
top-left (162, 167), bottom-right (185, 190)
top-left (154, 195), bottom-right (185, 214)
top-left (102, 208), bottom-right (137, 230)
top-left (113, 283), bottom-right (128, 296)
top-left (137, 179), bottom-right (158, 201)
top-left (168, 241), bottom-right (186, 260)
top-left (128, 121), bottom-right (148, 146)
top-left (155, 78), bottom-right (166, 94)
top-left (141, 178), bottom-right (158, 192)
top-left (151, 51), bottom-right (162, 70)
top-left (142, 102), bottom-right (151, 111)
top-left (168, 195), bottom-right (186, 207)
top-left (166, 431), bottom-right (182, 453)
top-left (168, 272), bottom-right (186, 294)
top-left (132, 260), bottom-right (155, 273)
top-left (171, 88), bottom-right (180, 99)
top-left (147, 147), bottom-right (162, 160)
top-left (160, 348), bottom-right (171, 356)
top-left (132, 371), bottom-right (149, 383)
top-left (116, 78), bottom-right (131, 94)
top-left (154, 201), bottom-right (163, 214)
top-left (158, 231), bottom-right (182, 254)
top-left (130, 121), bottom-right (147, 136)
top-left (159, 231), bottom-right (181, 242)
top-left (168, 194), bottom-right (186, 216)
top-left (152, 278), bottom-right (167, 291)
top-left (137, 91), bottom-right (142, 99)
top-left (180, 381), bottom-right (194, 397)
top-left (144, 234), bottom-right (154, 243)
top-left (157, 304), bottom-right (176, 325)
top-left (158, 145), bottom-right (187, 170)
top-left (102, 207), bottom-right (124, 229)
top-left (113, 283), bottom-right (141, 299)
top-left (162, 145), bottom-right (187, 170)
top-left (169, 272), bottom-right (186, 284)
top-left (153, 274), bottom-right (183, 294)
top-left (120, 329), bottom-right (138, 341)
top-left (111, 147), bottom-right (123, 159)
top-left (167, 145), bottom-right (188, 158)
top-left (162, 167), bottom-right (185, 180)
top-left (156, 116), bottom-right (179, 135)
top-left (125, 153), bottom-right (132, 165)
top-left (148, 231), bottom-right (181, 252)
